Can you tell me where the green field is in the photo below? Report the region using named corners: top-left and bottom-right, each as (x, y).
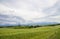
top-left (0, 26), bottom-right (60, 39)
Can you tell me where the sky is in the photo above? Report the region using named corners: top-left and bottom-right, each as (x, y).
top-left (0, 0), bottom-right (60, 25)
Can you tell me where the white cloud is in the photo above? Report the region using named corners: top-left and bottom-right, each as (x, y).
top-left (0, 4), bottom-right (15, 15)
top-left (0, 0), bottom-right (60, 24)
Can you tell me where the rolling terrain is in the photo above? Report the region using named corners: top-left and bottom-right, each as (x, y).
top-left (0, 25), bottom-right (60, 39)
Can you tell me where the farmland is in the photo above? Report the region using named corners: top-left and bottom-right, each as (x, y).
top-left (0, 26), bottom-right (60, 39)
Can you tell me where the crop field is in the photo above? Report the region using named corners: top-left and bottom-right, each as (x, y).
top-left (0, 26), bottom-right (60, 39)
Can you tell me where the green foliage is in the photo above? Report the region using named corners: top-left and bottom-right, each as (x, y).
top-left (0, 25), bottom-right (41, 29)
top-left (0, 23), bottom-right (60, 29)
top-left (0, 26), bottom-right (60, 39)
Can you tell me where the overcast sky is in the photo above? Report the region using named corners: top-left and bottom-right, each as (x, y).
top-left (0, 0), bottom-right (60, 24)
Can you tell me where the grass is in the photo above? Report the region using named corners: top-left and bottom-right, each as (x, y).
top-left (0, 26), bottom-right (60, 39)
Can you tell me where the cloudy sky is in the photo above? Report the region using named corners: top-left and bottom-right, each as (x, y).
top-left (0, 0), bottom-right (60, 25)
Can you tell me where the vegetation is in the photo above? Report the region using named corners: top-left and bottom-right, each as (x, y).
top-left (0, 23), bottom-right (60, 29)
top-left (0, 24), bottom-right (60, 39)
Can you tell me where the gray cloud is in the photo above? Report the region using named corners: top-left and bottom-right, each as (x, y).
top-left (0, 14), bottom-right (25, 25)
top-left (0, 0), bottom-right (60, 25)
